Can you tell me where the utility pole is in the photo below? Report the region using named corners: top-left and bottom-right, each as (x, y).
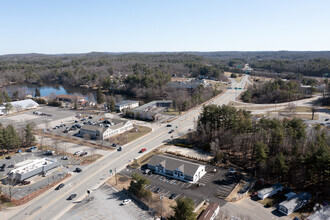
top-left (115, 168), bottom-right (117, 185)
top-left (160, 196), bottom-right (163, 219)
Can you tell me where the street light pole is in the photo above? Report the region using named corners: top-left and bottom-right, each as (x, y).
top-left (115, 168), bottom-right (117, 185)
top-left (160, 195), bottom-right (163, 219)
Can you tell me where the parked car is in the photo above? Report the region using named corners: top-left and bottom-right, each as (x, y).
top-left (62, 156), bottom-right (69, 160)
top-left (166, 124), bottom-right (172, 127)
top-left (112, 143), bottom-right (117, 147)
top-left (228, 168), bottom-right (236, 173)
top-left (1, 164), bottom-right (7, 169)
top-left (80, 152), bottom-right (88, 156)
top-left (45, 150), bottom-right (55, 155)
top-left (169, 193), bottom-right (177, 199)
top-left (155, 187), bottom-right (161, 193)
top-left (67, 194), bottom-right (77, 200)
top-left (5, 156), bottom-right (11, 160)
top-left (7, 164), bottom-right (14, 168)
top-left (74, 167), bottom-right (82, 173)
top-left (55, 183), bottom-right (65, 190)
top-left (169, 129), bottom-right (174, 134)
top-left (139, 148), bottom-right (147, 153)
top-left (117, 146), bottom-right (122, 151)
top-left (88, 116), bottom-right (93, 119)
top-left (121, 199), bottom-right (131, 205)
top-left (74, 150), bottom-right (82, 155)
top-left (20, 180), bottom-right (30, 185)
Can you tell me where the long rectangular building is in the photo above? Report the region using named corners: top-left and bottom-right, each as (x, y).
top-left (8, 158), bottom-right (60, 181)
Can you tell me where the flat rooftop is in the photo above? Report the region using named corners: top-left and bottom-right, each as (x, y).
top-left (10, 158), bottom-right (58, 175)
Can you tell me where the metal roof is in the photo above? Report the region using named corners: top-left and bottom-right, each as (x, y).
top-left (148, 155), bottom-right (204, 177)
top-left (279, 192), bottom-right (312, 210)
top-left (115, 100), bottom-right (139, 106)
top-left (258, 183), bottom-right (282, 195)
top-left (10, 99), bottom-right (39, 109)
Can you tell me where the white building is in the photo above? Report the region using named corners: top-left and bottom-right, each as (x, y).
top-left (147, 155), bottom-right (206, 183)
top-left (278, 192), bottom-right (312, 215)
top-left (115, 100), bottom-right (139, 112)
top-left (79, 118), bottom-right (133, 140)
top-left (258, 183), bottom-right (283, 200)
top-left (1, 99), bottom-right (39, 115)
top-left (8, 158), bottom-right (60, 181)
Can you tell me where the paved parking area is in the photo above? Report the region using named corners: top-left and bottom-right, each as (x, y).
top-left (0, 150), bottom-right (85, 200)
top-left (60, 184), bottom-right (153, 220)
top-left (0, 106), bottom-right (76, 129)
top-left (121, 162), bottom-right (240, 208)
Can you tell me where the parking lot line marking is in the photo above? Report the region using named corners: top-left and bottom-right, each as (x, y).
top-left (160, 189), bottom-right (166, 194)
top-left (150, 186), bottom-right (156, 191)
top-left (153, 175), bottom-right (158, 179)
top-left (145, 185), bottom-right (151, 189)
top-left (174, 194), bottom-right (180, 200)
top-left (163, 190), bottom-right (170, 197)
top-left (181, 183), bottom-right (186, 188)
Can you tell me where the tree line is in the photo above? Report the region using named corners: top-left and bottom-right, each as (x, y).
top-left (242, 79), bottom-right (311, 104)
top-left (189, 105), bottom-right (329, 195)
top-left (0, 123), bottom-right (36, 155)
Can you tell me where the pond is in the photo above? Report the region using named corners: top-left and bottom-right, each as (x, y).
top-left (3, 83), bottom-right (96, 101)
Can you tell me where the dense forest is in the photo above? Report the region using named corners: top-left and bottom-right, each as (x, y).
top-left (241, 79), bottom-right (312, 104)
top-left (189, 105), bottom-right (330, 197)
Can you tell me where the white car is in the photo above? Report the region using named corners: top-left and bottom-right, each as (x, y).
top-left (74, 150), bottom-right (82, 155)
top-left (121, 199), bottom-right (131, 205)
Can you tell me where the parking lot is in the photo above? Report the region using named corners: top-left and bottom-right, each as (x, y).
top-left (120, 160), bottom-right (242, 207)
top-left (0, 106), bottom-right (77, 130)
top-left (60, 184), bottom-right (153, 220)
top-left (0, 150), bottom-right (86, 200)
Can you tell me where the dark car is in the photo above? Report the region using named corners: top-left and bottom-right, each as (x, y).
top-left (169, 193), bottom-right (177, 199)
top-left (7, 164), bottom-right (14, 168)
top-left (88, 116), bottom-right (93, 119)
top-left (5, 156), bottom-right (11, 160)
top-left (112, 143), bottom-right (117, 147)
top-left (166, 124), bottom-right (172, 127)
top-left (117, 146), bottom-right (122, 151)
top-left (55, 183), bottom-right (65, 190)
top-left (169, 129), bottom-right (174, 134)
top-left (75, 167), bottom-right (82, 173)
top-left (1, 164), bottom-right (6, 169)
top-left (67, 194), bottom-right (77, 200)
top-left (155, 187), bottom-right (161, 193)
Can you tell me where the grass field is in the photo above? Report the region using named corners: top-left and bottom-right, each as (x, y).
top-left (110, 125), bottom-right (152, 145)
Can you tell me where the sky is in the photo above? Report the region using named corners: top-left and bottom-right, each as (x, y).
top-left (0, 0), bottom-right (329, 55)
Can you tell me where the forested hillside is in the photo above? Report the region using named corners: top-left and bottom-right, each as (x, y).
top-left (189, 105), bottom-right (330, 195)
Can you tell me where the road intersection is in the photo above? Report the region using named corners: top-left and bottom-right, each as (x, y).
top-left (4, 76), bottom-right (249, 220)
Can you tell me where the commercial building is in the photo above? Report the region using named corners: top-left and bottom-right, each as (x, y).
top-left (167, 79), bottom-right (209, 89)
top-left (115, 100), bottom-right (139, 112)
top-left (198, 202), bottom-right (220, 220)
top-left (0, 99), bottom-right (39, 115)
top-left (56, 94), bottom-right (85, 103)
top-left (79, 118), bottom-right (133, 140)
top-left (278, 192), bottom-right (312, 215)
top-left (147, 155), bottom-right (206, 183)
top-left (258, 183), bottom-right (283, 200)
top-left (127, 100), bottom-right (172, 121)
top-left (8, 158), bottom-right (60, 181)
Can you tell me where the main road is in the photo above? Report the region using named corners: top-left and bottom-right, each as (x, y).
top-left (6, 76), bottom-right (249, 220)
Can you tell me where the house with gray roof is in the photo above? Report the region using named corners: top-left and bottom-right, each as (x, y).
top-left (258, 183), bottom-right (282, 200)
top-left (278, 192), bottom-right (312, 215)
top-left (147, 155), bottom-right (206, 183)
top-left (79, 118), bottom-right (133, 140)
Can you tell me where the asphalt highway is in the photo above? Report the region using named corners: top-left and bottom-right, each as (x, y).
top-left (7, 76), bottom-right (248, 220)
